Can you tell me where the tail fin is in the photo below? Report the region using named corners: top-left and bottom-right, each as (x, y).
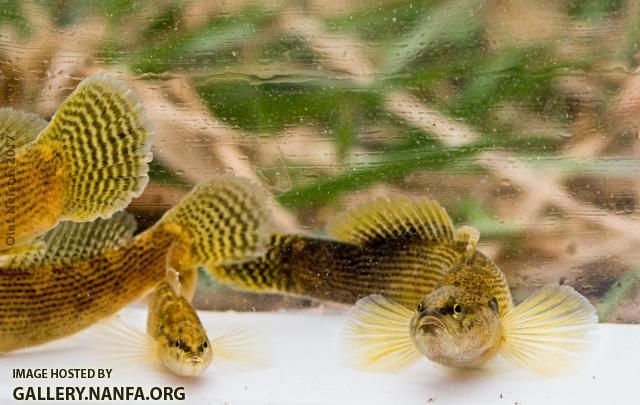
top-left (35, 76), bottom-right (152, 222)
top-left (499, 285), bottom-right (597, 374)
top-left (157, 176), bottom-right (270, 295)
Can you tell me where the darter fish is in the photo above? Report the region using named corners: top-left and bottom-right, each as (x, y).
top-left (0, 177), bottom-right (267, 354)
top-left (0, 76), bottom-right (152, 252)
top-left (99, 280), bottom-right (264, 377)
top-left (205, 197), bottom-right (596, 373)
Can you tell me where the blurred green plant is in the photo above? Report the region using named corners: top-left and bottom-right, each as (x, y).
top-left (597, 266), bottom-right (640, 321)
top-left (0, 0), bottom-right (30, 34)
top-left (276, 136), bottom-right (558, 208)
top-left (451, 198), bottom-right (521, 238)
top-left (3, 0), bottom-right (639, 318)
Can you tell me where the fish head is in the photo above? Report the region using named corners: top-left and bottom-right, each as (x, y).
top-left (409, 285), bottom-right (502, 369)
top-left (158, 324), bottom-right (213, 377)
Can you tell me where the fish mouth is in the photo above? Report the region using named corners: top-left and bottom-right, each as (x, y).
top-left (185, 356), bottom-right (204, 364)
top-left (414, 314), bottom-right (448, 336)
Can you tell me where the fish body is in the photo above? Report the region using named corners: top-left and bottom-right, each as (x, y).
top-left (210, 197), bottom-right (596, 373)
top-left (214, 235), bottom-right (474, 308)
top-left (0, 177), bottom-right (268, 353)
top-left (101, 281), bottom-right (215, 377)
top-left (0, 77), bottom-right (152, 251)
top-left (147, 282), bottom-right (212, 377)
top-left (99, 279), bottom-right (266, 377)
top-left (0, 218), bottom-right (173, 353)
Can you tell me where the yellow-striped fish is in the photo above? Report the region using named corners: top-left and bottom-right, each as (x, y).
top-left (206, 197), bottom-right (597, 373)
top-left (0, 76), bottom-right (152, 252)
top-left (99, 281), bottom-right (264, 377)
top-left (0, 177), bottom-right (267, 354)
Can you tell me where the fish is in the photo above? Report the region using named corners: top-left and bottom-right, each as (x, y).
top-left (343, 286), bottom-right (596, 374)
top-left (146, 281), bottom-right (214, 377)
top-left (97, 281), bottom-right (265, 377)
top-left (0, 177), bottom-right (268, 354)
top-left (207, 197), bottom-right (480, 307)
top-left (205, 197), bottom-right (597, 373)
top-left (0, 76), bottom-right (152, 252)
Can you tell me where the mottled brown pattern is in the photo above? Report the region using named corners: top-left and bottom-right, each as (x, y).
top-left (0, 177), bottom-right (268, 354)
top-left (0, 146), bottom-right (65, 250)
top-left (145, 281), bottom-right (212, 376)
top-left (212, 197), bottom-right (513, 312)
top-left (0, 229), bottom-right (176, 353)
top-left (147, 282), bottom-right (208, 353)
top-left (214, 234), bottom-right (511, 310)
top-left (438, 252), bottom-right (513, 315)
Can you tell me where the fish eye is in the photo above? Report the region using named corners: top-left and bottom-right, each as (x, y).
top-left (416, 303), bottom-right (424, 313)
top-left (453, 304), bottom-right (462, 314)
top-left (202, 341), bottom-right (208, 349)
top-left (174, 340), bottom-right (182, 349)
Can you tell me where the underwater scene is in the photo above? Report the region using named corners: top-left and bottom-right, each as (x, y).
top-left (1, 0), bottom-right (639, 404)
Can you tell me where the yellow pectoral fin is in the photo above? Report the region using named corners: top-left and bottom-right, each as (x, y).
top-left (327, 197), bottom-right (457, 246)
top-left (211, 329), bottom-right (270, 367)
top-left (499, 285), bottom-right (597, 375)
top-left (92, 316), bottom-right (159, 368)
top-left (342, 294), bottom-right (421, 372)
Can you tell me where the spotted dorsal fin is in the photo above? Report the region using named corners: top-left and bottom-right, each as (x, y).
top-left (327, 197), bottom-right (457, 246)
top-left (0, 108), bottom-right (47, 160)
top-left (4, 211), bottom-right (136, 268)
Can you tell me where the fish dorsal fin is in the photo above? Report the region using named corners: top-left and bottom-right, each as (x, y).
top-left (327, 197), bottom-right (456, 246)
top-left (5, 211), bottom-right (136, 268)
top-left (342, 294), bottom-right (421, 372)
top-left (0, 108), bottom-right (48, 160)
top-left (34, 76), bottom-right (153, 222)
top-left (499, 285), bottom-right (597, 375)
top-left (159, 176), bottom-right (270, 267)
